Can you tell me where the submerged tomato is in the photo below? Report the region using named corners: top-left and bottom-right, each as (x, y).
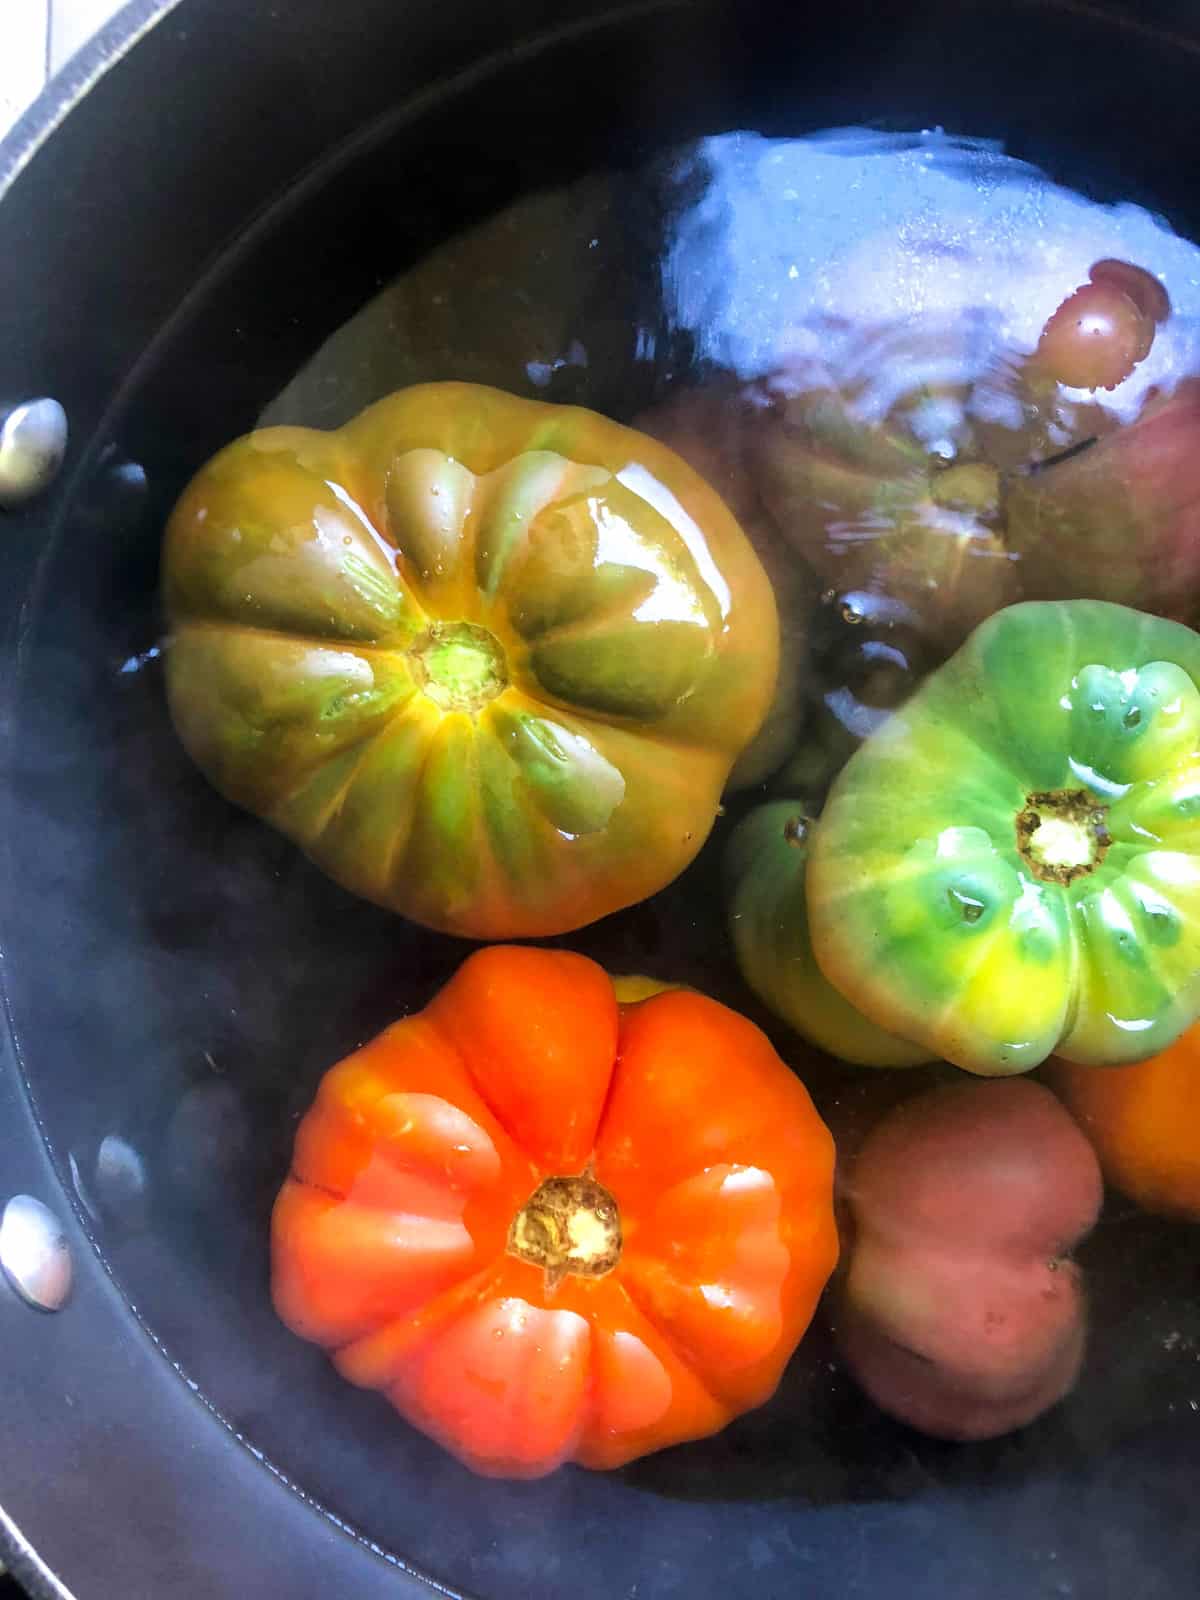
top-left (163, 383), bottom-right (777, 938)
top-left (745, 338), bottom-right (1021, 655)
top-left (1006, 380), bottom-right (1200, 617)
top-left (837, 1080), bottom-right (1102, 1440)
top-left (271, 946), bottom-right (838, 1477)
top-left (726, 801), bottom-right (931, 1067)
top-left (808, 600), bottom-right (1200, 1075)
top-left (1050, 1025), bottom-right (1200, 1221)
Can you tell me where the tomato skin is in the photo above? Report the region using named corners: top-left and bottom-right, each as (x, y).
top-left (725, 800), bottom-right (932, 1067)
top-left (271, 946), bottom-right (838, 1478)
top-left (1034, 280), bottom-right (1155, 392)
top-left (745, 343), bottom-right (1019, 658)
top-left (1050, 1025), bottom-right (1200, 1220)
top-left (633, 381), bottom-right (811, 789)
top-left (836, 1080), bottom-right (1102, 1441)
top-left (162, 383), bottom-right (778, 939)
top-left (807, 599), bottom-right (1200, 1075)
top-left (1007, 381), bottom-right (1200, 617)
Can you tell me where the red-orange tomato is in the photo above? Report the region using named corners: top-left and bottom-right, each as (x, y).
top-left (1050, 1027), bottom-right (1200, 1220)
top-left (271, 946), bottom-right (838, 1478)
top-left (1034, 268), bottom-right (1159, 391)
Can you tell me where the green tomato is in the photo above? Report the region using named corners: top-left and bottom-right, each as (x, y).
top-left (807, 600), bottom-right (1200, 1075)
top-left (162, 383), bottom-right (778, 940)
top-left (726, 802), bottom-right (932, 1067)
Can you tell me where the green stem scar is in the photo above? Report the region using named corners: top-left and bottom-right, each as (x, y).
top-left (1016, 788), bottom-right (1111, 886)
top-left (410, 621), bottom-right (508, 713)
top-left (507, 1172), bottom-right (622, 1292)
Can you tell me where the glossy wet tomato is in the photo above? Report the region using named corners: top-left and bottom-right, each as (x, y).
top-left (163, 383), bottom-right (778, 938)
top-left (271, 946), bottom-right (838, 1478)
top-left (1032, 260), bottom-right (1165, 392)
top-left (808, 600), bottom-right (1200, 1075)
top-left (726, 801), bottom-right (931, 1067)
top-left (634, 380), bottom-right (812, 788)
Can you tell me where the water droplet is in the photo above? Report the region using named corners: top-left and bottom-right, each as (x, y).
top-left (783, 815), bottom-right (810, 846)
top-left (118, 645), bottom-right (163, 676)
top-left (1143, 903), bottom-right (1179, 946)
top-left (948, 886), bottom-right (986, 923)
top-left (492, 1327), bottom-right (505, 1341)
top-left (1123, 705), bottom-right (1142, 729)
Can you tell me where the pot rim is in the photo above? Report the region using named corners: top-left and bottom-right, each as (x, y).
top-left (0, 0), bottom-right (181, 202)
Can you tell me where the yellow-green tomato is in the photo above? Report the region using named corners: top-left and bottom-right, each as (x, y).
top-left (807, 600), bottom-right (1200, 1075)
top-left (163, 383), bottom-right (778, 939)
top-left (726, 802), bottom-right (931, 1067)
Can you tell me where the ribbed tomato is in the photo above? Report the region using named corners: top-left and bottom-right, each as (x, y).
top-left (271, 946), bottom-right (837, 1477)
top-left (162, 383), bottom-right (778, 938)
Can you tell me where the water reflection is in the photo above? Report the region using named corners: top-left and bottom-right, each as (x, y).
top-left (119, 644), bottom-right (162, 676)
top-left (661, 128), bottom-right (1200, 413)
top-left (642, 129), bottom-right (1200, 777)
top-left (69, 1133), bottom-right (148, 1234)
top-left (261, 128), bottom-right (1200, 760)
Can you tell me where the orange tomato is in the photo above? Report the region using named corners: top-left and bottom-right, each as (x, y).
top-left (1050, 1030), bottom-right (1200, 1220)
top-left (271, 945), bottom-right (837, 1478)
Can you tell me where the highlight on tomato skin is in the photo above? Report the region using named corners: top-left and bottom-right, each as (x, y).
top-left (633, 380), bottom-right (812, 790)
top-left (1034, 281), bottom-right (1154, 392)
top-left (1034, 259), bottom-right (1168, 392)
top-left (270, 944), bottom-right (838, 1479)
top-left (805, 599), bottom-right (1200, 1077)
top-left (161, 382), bottom-right (780, 942)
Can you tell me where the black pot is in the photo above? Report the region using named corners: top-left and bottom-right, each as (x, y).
top-left (3, 2), bottom-right (1200, 1595)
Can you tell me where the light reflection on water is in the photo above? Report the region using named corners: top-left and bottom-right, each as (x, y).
top-left (157, 127), bottom-right (1200, 810)
top-left (662, 127), bottom-right (1200, 420)
top-left (241, 125), bottom-right (1200, 818)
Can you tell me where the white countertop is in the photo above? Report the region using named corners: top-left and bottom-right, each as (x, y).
top-left (1, 0), bottom-right (128, 143)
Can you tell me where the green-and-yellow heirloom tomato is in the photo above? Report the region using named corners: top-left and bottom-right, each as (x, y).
top-left (807, 600), bottom-right (1200, 1076)
top-left (726, 802), bottom-right (932, 1067)
top-left (163, 383), bottom-right (778, 939)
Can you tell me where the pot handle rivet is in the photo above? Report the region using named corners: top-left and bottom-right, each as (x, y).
top-left (0, 1195), bottom-right (73, 1312)
top-left (0, 398), bottom-right (69, 510)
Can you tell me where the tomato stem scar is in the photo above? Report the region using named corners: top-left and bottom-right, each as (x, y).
top-left (507, 1171), bottom-right (623, 1292)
